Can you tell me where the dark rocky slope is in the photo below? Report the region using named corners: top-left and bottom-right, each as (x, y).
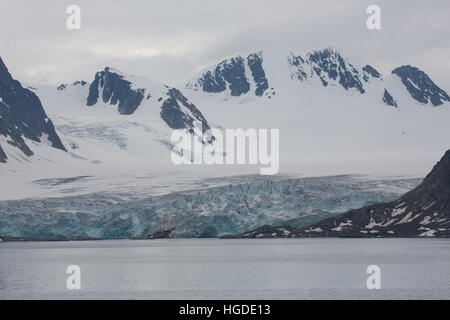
top-left (0, 56), bottom-right (66, 163)
top-left (87, 67), bottom-right (144, 115)
top-left (392, 65), bottom-right (450, 106)
top-left (288, 49), bottom-right (366, 93)
top-left (186, 51), bottom-right (271, 97)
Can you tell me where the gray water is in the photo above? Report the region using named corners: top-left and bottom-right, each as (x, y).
top-left (0, 238), bottom-right (449, 300)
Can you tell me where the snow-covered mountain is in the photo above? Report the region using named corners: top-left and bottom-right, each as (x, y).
top-left (0, 56), bottom-right (66, 163)
top-left (1, 48), bottom-right (450, 200)
top-left (84, 67), bottom-right (211, 134)
top-left (186, 48), bottom-right (450, 107)
top-left (184, 48), bottom-right (450, 178)
top-left (26, 66), bottom-right (214, 168)
top-left (0, 59), bottom-right (214, 166)
top-left (186, 51), bottom-right (272, 98)
top-left (0, 59), bottom-right (221, 199)
top-left (3, 47), bottom-right (449, 175)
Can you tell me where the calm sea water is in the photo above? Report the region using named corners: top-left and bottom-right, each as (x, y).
top-left (1, 238), bottom-right (449, 300)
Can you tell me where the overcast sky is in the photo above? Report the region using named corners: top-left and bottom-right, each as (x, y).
top-left (0, 0), bottom-right (449, 90)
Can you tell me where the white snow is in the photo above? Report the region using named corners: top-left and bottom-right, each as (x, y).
top-left (423, 201), bottom-right (435, 210)
top-left (420, 216), bottom-right (432, 225)
top-left (392, 207), bottom-right (407, 217)
top-left (397, 211), bottom-right (414, 224)
top-left (419, 229), bottom-right (436, 237)
top-left (39, 133), bottom-right (52, 146)
top-left (365, 218), bottom-right (382, 229)
top-left (331, 220), bottom-right (352, 231)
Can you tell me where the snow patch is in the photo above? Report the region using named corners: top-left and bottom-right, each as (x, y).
top-left (419, 229), bottom-right (436, 237)
top-left (392, 207), bottom-right (406, 217)
top-left (332, 220), bottom-right (352, 231)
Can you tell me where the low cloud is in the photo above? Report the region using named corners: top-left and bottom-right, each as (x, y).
top-left (0, 0), bottom-right (449, 90)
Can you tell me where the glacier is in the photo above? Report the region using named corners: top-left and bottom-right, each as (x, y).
top-left (0, 175), bottom-right (420, 239)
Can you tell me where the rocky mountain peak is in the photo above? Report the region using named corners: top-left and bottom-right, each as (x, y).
top-left (392, 65), bottom-right (450, 106)
top-left (362, 64), bottom-right (381, 81)
top-left (186, 51), bottom-right (271, 98)
top-left (289, 48), bottom-right (366, 93)
top-left (86, 67), bottom-right (145, 114)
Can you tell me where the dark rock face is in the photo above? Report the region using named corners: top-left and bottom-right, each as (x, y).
top-left (188, 52), bottom-right (270, 97)
top-left (87, 67), bottom-right (144, 115)
top-left (309, 49), bottom-right (365, 93)
top-left (383, 89), bottom-right (398, 107)
top-left (392, 65), bottom-right (450, 106)
top-left (289, 49), bottom-right (365, 93)
top-left (198, 70), bottom-right (227, 94)
top-left (247, 52), bottom-right (269, 96)
top-left (210, 56), bottom-right (250, 96)
top-left (161, 88), bottom-right (212, 137)
top-left (362, 64), bottom-right (381, 81)
top-left (0, 56), bottom-right (66, 163)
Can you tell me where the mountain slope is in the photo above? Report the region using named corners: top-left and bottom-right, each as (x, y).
top-left (0, 56), bottom-right (66, 163)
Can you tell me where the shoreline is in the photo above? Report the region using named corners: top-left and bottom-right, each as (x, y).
top-left (2, 235), bottom-right (449, 242)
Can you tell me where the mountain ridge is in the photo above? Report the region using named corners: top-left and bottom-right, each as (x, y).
top-left (2, 48), bottom-right (449, 183)
top-left (186, 48), bottom-right (450, 109)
